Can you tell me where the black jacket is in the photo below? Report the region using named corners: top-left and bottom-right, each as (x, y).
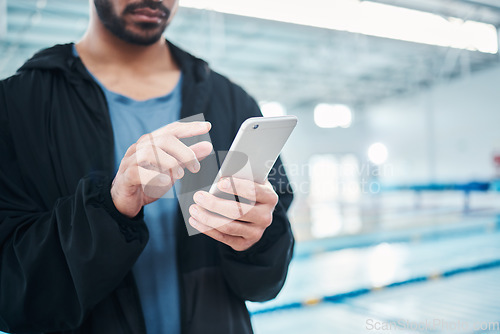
top-left (0, 41), bottom-right (294, 334)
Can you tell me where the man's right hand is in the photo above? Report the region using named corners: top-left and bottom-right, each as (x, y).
top-left (111, 121), bottom-right (213, 218)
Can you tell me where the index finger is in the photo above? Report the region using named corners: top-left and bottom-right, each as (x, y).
top-left (153, 121), bottom-right (212, 139)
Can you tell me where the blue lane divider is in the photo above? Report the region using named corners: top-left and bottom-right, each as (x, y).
top-left (381, 181), bottom-right (491, 192)
top-left (380, 181), bottom-right (492, 212)
top-left (492, 180), bottom-right (500, 192)
top-left (250, 259), bottom-right (500, 316)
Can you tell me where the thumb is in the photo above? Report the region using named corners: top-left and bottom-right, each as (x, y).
top-left (138, 166), bottom-right (173, 199)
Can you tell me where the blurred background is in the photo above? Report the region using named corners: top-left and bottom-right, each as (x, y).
top-left (2, 0), bottom-right (500, 333)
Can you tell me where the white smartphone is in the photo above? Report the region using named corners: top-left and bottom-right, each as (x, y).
top-left (209, 116), bottom-right (298, 194)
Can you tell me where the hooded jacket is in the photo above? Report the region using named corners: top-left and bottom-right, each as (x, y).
top-left (0, 41), bottom-right (294, 334)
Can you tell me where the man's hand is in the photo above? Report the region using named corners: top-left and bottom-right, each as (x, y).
top-left (111, 121), bottom-right (213, 218)
top-left (188, 178), bottom-right (279, 251)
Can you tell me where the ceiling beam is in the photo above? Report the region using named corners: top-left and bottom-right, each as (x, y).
top-left (458, 0), bottom-right (500, 11)
top-left (372, 0), bottom-right (500, 26)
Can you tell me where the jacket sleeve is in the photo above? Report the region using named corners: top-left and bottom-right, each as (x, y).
top-left (218, 83), bottom-right (295, 302)
top-left (0, 81), bottom-right (149, 332)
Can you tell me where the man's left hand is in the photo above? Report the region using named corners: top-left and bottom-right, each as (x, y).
top-left (189, 178), bottom-right (279, 251)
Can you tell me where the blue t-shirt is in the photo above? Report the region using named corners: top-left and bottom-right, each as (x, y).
top-left (73, 46), bottom-right (182, 334)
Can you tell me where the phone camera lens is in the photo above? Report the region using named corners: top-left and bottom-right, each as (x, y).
top-left (253, 124), bottom-right (259, 129)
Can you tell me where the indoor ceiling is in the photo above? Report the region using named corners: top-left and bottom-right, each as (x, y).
top-left (1, 0), bottom-right (500, 113)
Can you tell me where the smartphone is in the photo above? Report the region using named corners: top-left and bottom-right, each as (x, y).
top-left (209, 115), bottom-right (298, 195)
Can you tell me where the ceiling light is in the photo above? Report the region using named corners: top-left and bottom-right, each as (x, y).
top-left (180, 0), bottom-right (498, 54)
top-left (314, 104), bottom-right (352, 128)
top-left (259, 101), bottom-right (286, 117)
top-left (368, 143), bottom-right (389, 165)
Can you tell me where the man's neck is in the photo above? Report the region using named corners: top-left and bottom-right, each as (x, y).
top-left (75, 21), bottom-right (177, 75)
top-left (75, 20), bottom-right (181, 101)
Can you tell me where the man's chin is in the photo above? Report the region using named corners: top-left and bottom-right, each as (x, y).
top-left (117, 29), bottom-right (165, 46)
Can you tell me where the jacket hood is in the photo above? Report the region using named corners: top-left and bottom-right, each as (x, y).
top-left (17, 40), bottom-right (210, 84)
top-left (18, 44), bottom-right (73, 73)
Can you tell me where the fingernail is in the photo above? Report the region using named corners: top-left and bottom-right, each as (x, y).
top-left (176, 167), bottom-right (184, 178)
top-left (220, 178), bottom-right (230, 190)
top-left (190, 205), bottom-right (198, 217)
top-left (194, 191), bottom-right (204, 204)
top-left (159, 174), bottom-right (170, 185)
top-left (192, 161), bottom-right (201, 173)
top-left (189, 217), bottom-right (198, 227)
top-left (206, 122), bottom-right (212, 131)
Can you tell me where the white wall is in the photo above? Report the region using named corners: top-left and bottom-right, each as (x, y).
top-left (278, 61), bottom-right (500, 195)
top-left (365, 64), bottom-right (500, 184)
top-left (280, 107), bottom-right (371, 196)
